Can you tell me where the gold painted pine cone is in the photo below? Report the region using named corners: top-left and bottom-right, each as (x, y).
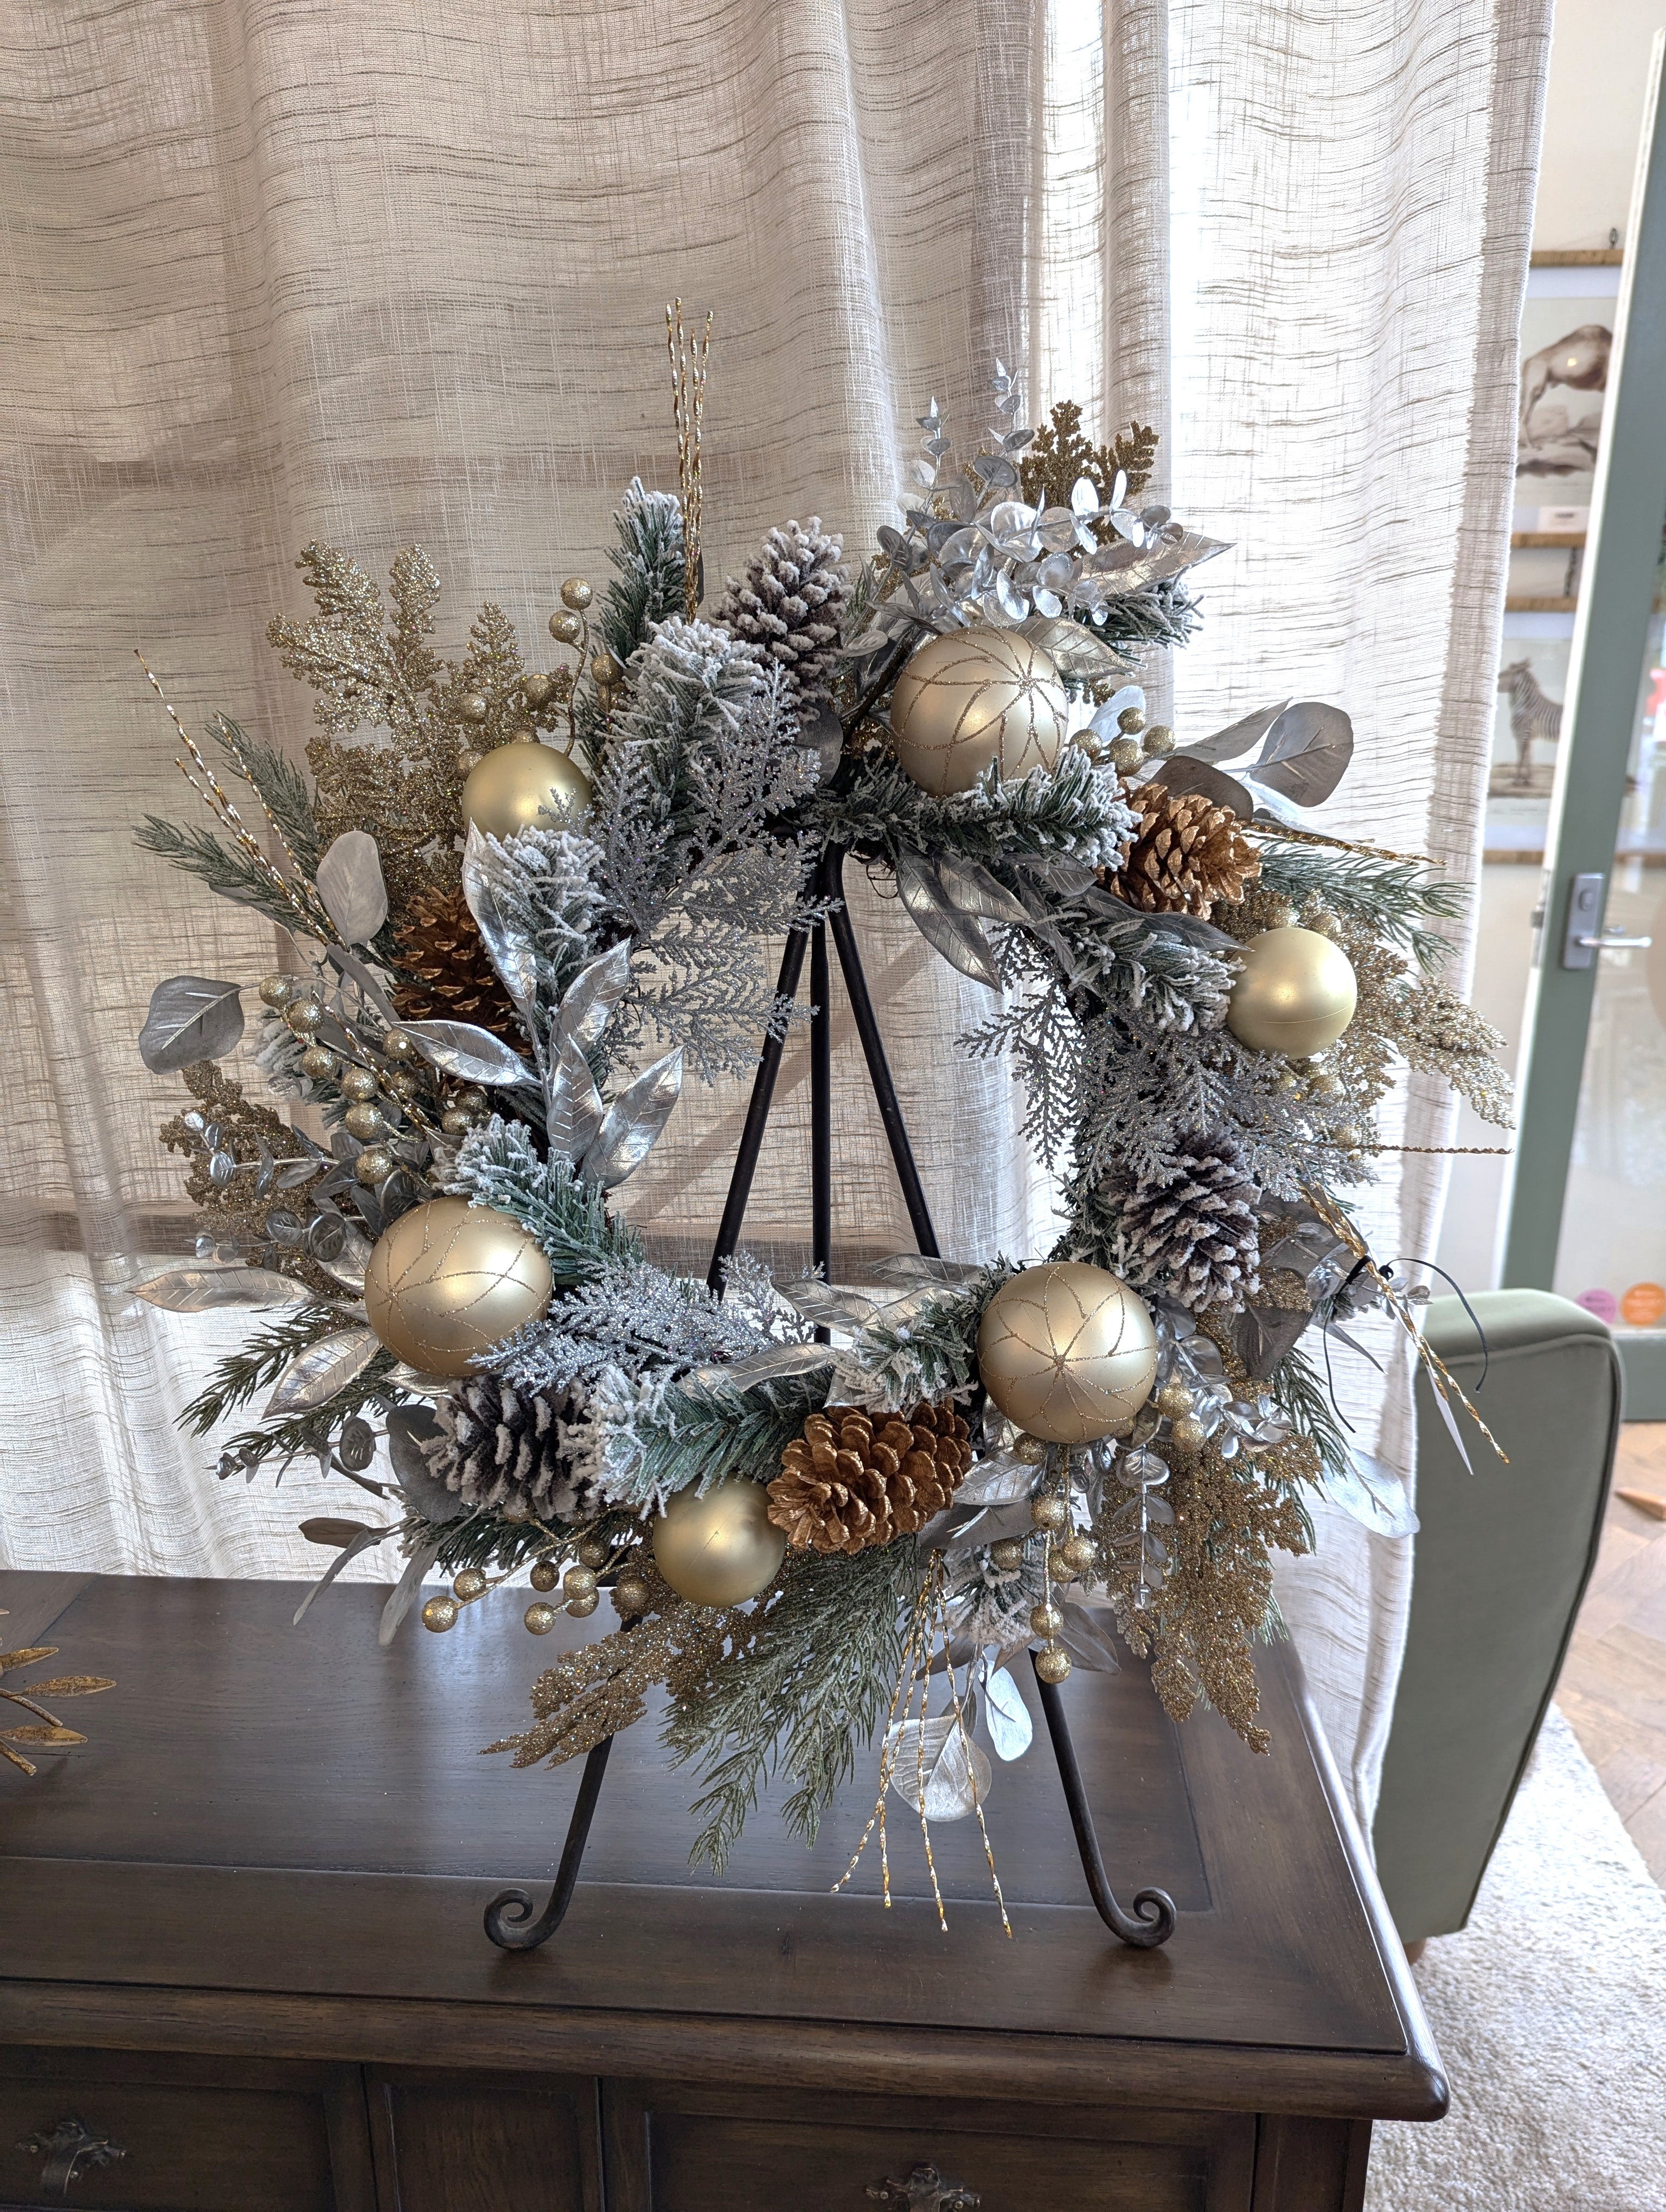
top-left (1110, 783), bottom-right (1259, 919)
top-left (767, 1400), bottom-right (972, 1555)
top-left (393, 883), bottom-right (522, 1044)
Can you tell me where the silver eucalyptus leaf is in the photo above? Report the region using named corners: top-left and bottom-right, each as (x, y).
top-left (1322, 1449), bottom-right (1420, 1539)
top-left (546, 1032), bottom-right (606, 1166)
top-left (1175, 699), bottom-right (1290, 766)
top-left (385, 1403), bottom-right (469, 1520)
top-left (132, 1265), bottom-right (307, 1313)
top-left (385, 1364), bottom-right (460, 1401)
top-left (138, 975), bottom-right (245, 1073)
top-left (885, 1714), bottom-right (991, 1821)
top-left (1251, 702), bottom-right (1354, 808)
top-left (400, 1020), bottom-right (536, 1088)
top-left (952, 1454), bottom-right (1037, 1508)
top-left (462, 825), bottom-right (540, 1014)
top-left (378, 1542), bottom-right (443, 1646)
top-left (1055, 1600), bottom-right (1123, 1673)
top-left (685, 1344), bottom-right (837, 1389)
top-left (1147, 756), bottom-right (1257, 819)
top-left (265, 1324), bottom-right (382, 1416)
top-left (934, 856), bottom-right (1030, 928)
top-left (894, 851), bottom-right (1001, 991)
top-left (292, 1522), bottom-right (394, 1627)
top-left (315, 831), bottom-right (389, 945)
top-left (867, 1251), bottom-right (986, 1288)
top-left (556, 940), bottom-right (634, 1056)
top-left (982, 1663), bottom-right (1034, 1761)
top-left (315, 1223), bottom-right (374, 1296)
top-left (581, 1046), bottom-right (684, 1189)
top-left (780, 1279), bottom-right (880, 1329)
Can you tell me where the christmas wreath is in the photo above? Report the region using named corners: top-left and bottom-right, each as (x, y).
top-left (130, 332), bottom-right (1510, 1889)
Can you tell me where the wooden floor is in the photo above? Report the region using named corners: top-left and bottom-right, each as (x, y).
top-left (1561, 1423), bottom-right (1666, 1884)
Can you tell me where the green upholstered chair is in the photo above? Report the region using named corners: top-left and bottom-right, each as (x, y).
top-left (1372, 1289), bottom-right (1622, 1947)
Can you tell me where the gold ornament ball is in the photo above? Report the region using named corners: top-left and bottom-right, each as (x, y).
top-left (1059, 1533), bottom-right (1097, 1576)
top-left (978, 1262), bottom-right (1158, 1445)
top-left (421, 1594), bottom-right (459, 1634)
top-left (548, 609), bottom-right (584, 646)
top-left (339, 1066), bottom-right (379, 1103)
top-left (344, 1102), bottom-right (388, 1142)
top-left (462, 740), bottom-right (592, 841)
top-left (1048, 1545), bottom-right (1079, 1584)
top-left (612, 1572), bottom-right (653, 1618)
top-left (652, 1477), bottom-right (786, 1607)
top-left (362, 1196), bottom-right (553, 1375)
top-left (259, 973), bottom-right (297, 1009)
top-left (300, 1045), bottom-right (337, 1081)
top-left (524, 1601), bottom-right (559, 1636)
top-left (888, 627), bottom-right (1068, 796)
top-left (560, 576), bottom-right (594, 611)
top-left (1226, 927), bottom-right (1357, 1059)
top-left (458, 691), bottom-right (489, 724)
top-left (1171, 1414), bottom-right (1207, 1450)
top-left (1117, 705), bottom-right (1146, 734)
top-left (562, 1565), bottom-right (598, 1603)
top-left (384, 1027), bottom-right (419, 1062)
top-left (453, 1567), bottom-right (487, 1600)
top-left (566, 1589), bottom-right (600, 1618)
top-left (285, 994), bottom-right (325, 1036)
top-left (576, 1535), bottom-right (609, 1570)
top-left (1030, 1492), bottom-right (1069, 1533)
top-left (355, 1146), bottom-right (394, 1186)
top-left (1030, 1600), bottom-right (1064, 1638)
top-left (1034, 1642), bottom-right (1073, 1685)
top-left (440, 1109), bottom-right (474, 1137)
top-left (1012, 1432), bottom-right (1049, 1467)
top-left (1143, 724), bottom-right (1176, 757)
top-left (529, 1559), bottom-right (561, 1594)
top-left (1108, 735), bottom-right (1145, 773)
top-left (522, 672), bottom-right (557, 711)
top-left (1156, 1380), bottom-right (1194, 1418)
top-left (989, 1537), bottom-right (1026, 1574)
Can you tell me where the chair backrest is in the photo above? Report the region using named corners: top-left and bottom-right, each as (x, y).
top-left (1372, 1289), bottom-right (1621, 1946)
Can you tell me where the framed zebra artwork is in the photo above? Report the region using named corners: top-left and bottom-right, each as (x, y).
top-left (1488, 628), bottom-right (1569, 858)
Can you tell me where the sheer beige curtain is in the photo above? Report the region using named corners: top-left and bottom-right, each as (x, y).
top-left (1, 0), bottom-right (1543, 1816)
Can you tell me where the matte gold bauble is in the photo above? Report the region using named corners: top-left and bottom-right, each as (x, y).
top-left (976, 1262), bottom-right (1158, 1445)
top-left (461, 740), bottom-right (591, 840)
top-left (1226, 925), bottom-right (1358, 1058)
top-left (888, 627), bottom-right (1068, 795)
top-left (363, 1196), bottom-right (553, 1376)
top-left (1034, 1642), bottom-right (1073, 1684)
top-left (651, 1477), bottom-right (786, 1607)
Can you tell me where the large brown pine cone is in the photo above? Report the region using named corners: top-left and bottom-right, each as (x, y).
top-left (1110, 783), bottom-right (1259, 918)
top-left (767, 1400), bottom-right (972, 1555)
top-left (393, 884), bottom-right (522, 1044)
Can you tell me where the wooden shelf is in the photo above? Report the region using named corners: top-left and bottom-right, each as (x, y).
top-left (1512, 531), bottom-right (1587, 549)
top-left (1530, 248), bottom-right (1624, 266)
top-left (1505, 594), bottom-right (1579, 613)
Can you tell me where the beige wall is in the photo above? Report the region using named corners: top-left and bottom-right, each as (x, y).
top-left (1535, 0), bottom-right (1663, 249)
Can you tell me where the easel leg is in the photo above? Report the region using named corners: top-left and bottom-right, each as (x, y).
top-left (1030, 1656), bottom-right (1177, 1947)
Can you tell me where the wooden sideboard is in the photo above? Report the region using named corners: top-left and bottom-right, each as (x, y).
top-left (0, 1571), bottom-right (1444, 2210)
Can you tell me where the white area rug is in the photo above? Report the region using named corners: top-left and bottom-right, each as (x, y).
top-left (1367, 1707), bottom-right (1666, 2211)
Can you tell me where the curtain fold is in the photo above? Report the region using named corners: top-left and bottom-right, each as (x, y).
top-left (0, 1), bottom-right (1546, 1823)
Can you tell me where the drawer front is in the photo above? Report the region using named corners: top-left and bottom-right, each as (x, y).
top-left (604, 2084), bottom-right (1254, 2212)
top-left (0, 2050), bottom-right (370, 2212)
top-left (367, 2069), bottom-right (601, 2212)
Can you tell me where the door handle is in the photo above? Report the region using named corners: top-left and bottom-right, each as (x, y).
top-left (1575, 930), bottom-right (1654, 950)
top-left (1560, 871), bottom-right (1650, 967)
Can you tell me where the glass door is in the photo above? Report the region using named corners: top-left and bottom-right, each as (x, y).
top-left (1502, 34), bottom-right (1666, 1412)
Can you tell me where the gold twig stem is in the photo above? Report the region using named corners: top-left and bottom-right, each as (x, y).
top-left (1246, 821), bottom-right (1437, 867)
top-left (666, 300), bottom-right (712, 622)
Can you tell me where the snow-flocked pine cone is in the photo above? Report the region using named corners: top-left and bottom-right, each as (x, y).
top-left (430, 1374), bottom-right (591, 1522)
top-left (1116, 1132), bottom-right (1263, 1314)
top-left (713, 518), bottom-right (850, 706)
top-left (1109, 781), bottom-right (1259, 918)
top-left (393, 884), bottom-right (522, 1045)
top-left (767, 1400), bottom-right (972, 1555)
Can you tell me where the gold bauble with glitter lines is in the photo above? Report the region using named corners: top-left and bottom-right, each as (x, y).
top-left (363, 1197), bottom-right (553, 1375)
top-left (461, 737), bottom-right (591, 841)
top-left (1226, 925), bottom-right (1358, 1058)
top-left (652, 1476), bottom-right (786, 1607)
top-left (888, 627), bottom-right (1069, 795)
top-left (976, 1262), bottom-right (1158, 1445)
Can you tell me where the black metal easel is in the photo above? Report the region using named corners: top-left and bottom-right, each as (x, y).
top-left (484, 845), bottom-right (1177, 1953)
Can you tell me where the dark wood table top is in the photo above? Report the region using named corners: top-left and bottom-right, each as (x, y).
top-left (0, 1570), bottom-right (1444, 2120)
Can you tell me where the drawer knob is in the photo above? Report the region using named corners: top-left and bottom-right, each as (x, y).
top-left (867, 2164), bottom-right (979, 2211)
top-left (17, 2115), bottom-right (127, 2201)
